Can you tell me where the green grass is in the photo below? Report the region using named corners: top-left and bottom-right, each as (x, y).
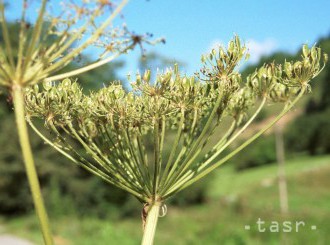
top-left (1, 155), bottom-right (330, 244)
top-left (208, 154), bottom-right (330, 198)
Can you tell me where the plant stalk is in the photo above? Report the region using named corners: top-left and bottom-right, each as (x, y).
top-left (12, 85), bottom-right (54, 245)
top-left (141, 202), bottom-right (161, 245)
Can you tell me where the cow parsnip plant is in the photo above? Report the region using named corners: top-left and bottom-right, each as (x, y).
top-left (0, 0), bottom-right (158, 243)
top-left (25, 37), bottom-right (327, 245)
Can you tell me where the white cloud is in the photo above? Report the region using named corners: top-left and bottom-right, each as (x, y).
top-left (246, 38), bottom-right (278, 64)
top-left (208, 39), bottom-right (225, 52)
top-left (207, 38), bottom-right (278, 64)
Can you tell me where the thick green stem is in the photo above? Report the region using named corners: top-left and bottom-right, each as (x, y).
top-left (141, 203), bottom-right (161, 245)
top-left (12, 85), bottom-right (53, 245)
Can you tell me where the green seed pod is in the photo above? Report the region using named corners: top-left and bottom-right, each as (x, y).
top-left (33, 84), bottom-right (39, 94)
top-left (324, 53), bottom-right (328, 64)
top-left (143, 70), bottom-right (151, 83)
top-left (284, 62), bottom-right (292, 78)
top-left (311, 48), bottom-right (317, 60)
top-left (189, 77), bottom-right (195, 87)
top-left (302, 44), bottom-right (309, 57)
top-left (182, 77), bottom-right (189, 89)
top-left (136, 73), bottom-right (142, 85)
top-left (43, 81), bottom-right (53, 91)
top-left (228, 40), bottom-right (234, 52)
top-left (62, 78), bottom-right (71, 87)
top-left (201, 55), bottom-right (206, 63)
top-left (220, 48), bottom-right (225, 59)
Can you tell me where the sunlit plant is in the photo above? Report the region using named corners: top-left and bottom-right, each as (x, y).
top-left (25, 35), bottom-right (327, 244)
top-left (0, 0), bottom-right (159, 243)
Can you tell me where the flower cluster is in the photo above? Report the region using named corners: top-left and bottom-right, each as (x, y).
top-left (25, 37), bottom-right (326, 204)
top-left (0, 0), bottom-right (163, 90)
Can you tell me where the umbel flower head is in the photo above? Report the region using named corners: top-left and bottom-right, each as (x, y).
top-left (0, 0), bottom-right (161, 90)
top-left (25, 37), bottom-right (327, 206)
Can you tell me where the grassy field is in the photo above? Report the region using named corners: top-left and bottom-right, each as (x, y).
top-left (1, 155), bottom-right (330, 244)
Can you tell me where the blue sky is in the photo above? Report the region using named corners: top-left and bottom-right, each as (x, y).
top-left (5, 0), bottom-right (330, 78)
top-left (120, 0), bottom-right (330, 75)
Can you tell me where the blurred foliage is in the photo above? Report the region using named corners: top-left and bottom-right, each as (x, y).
top-left (233, 136), bottom-right (276, 171)
top-left (286, 109), bottom-right (330, 155)
top-left (0, 97), bottom-right (30, 214)
top-left (168, 179), bottom-right (210, 206)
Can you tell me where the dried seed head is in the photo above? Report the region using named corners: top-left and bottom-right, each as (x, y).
top-left (25, 37), bottom-right (327, 202)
